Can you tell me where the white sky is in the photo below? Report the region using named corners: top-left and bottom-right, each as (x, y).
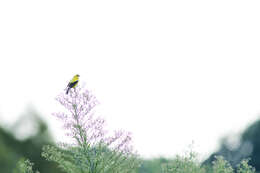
top-left (0, 0), bottom-right (260, 159)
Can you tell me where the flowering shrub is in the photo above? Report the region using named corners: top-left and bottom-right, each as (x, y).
top-left (42, 86), bottom-right (140, 173)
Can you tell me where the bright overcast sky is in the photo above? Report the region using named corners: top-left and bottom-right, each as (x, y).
top-left (0, 0), bottom-right (260, 159)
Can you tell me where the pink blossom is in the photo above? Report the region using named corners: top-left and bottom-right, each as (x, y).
top-left (53, 85), bottom-right (135, 155)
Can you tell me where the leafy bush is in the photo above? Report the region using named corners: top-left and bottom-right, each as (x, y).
top-left (162, 151), bottom-right (205, 173)
top-left (13, 159), bottom-right (39, 173)
top-left (162, 152), bottom-right (255, 173)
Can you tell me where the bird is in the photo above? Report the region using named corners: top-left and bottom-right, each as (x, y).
top-left (66, 74), bottom-right (80, 94)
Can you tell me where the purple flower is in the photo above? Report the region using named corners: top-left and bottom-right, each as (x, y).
top-left (53, 85), bottom-right (135, 155)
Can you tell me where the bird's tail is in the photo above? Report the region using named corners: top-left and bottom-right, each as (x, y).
top-left (66, 88), bottom-right (70, 94)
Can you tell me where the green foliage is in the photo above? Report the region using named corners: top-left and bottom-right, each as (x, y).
top-left (160, 152), bottom-right (256, 173)
top-left (212, 156), bottom-right (233, 173)
top-left (13, 159), bottom-right (39, 173)
top-left (237, 159), bottom-right (255, 173)
top-left (42, 143), bottom-right (140, 173)
top-left (162, 151), bottom-right (205, 173)
top-left (3, 92), bottom-right (260, 173)
top-left (138, 158), bottom-right (170, 173)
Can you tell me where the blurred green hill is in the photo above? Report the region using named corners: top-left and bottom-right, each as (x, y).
top-left (0, 109), bottom-right (63, 173)
top-left (204, 119), bottom-right (260, 171)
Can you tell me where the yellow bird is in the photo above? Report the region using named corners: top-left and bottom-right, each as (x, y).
top-left (66, 74), bottom-right (80, 94)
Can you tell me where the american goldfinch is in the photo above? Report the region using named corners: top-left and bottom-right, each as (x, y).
top-left (66, 74), bottom-right (80, 94)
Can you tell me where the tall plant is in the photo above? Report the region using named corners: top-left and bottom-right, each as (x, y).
top-left (42, 86), bottom-right (140, 173)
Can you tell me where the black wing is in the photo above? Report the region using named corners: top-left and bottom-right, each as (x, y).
top-left (68, 80), bottom-right (78, 88)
